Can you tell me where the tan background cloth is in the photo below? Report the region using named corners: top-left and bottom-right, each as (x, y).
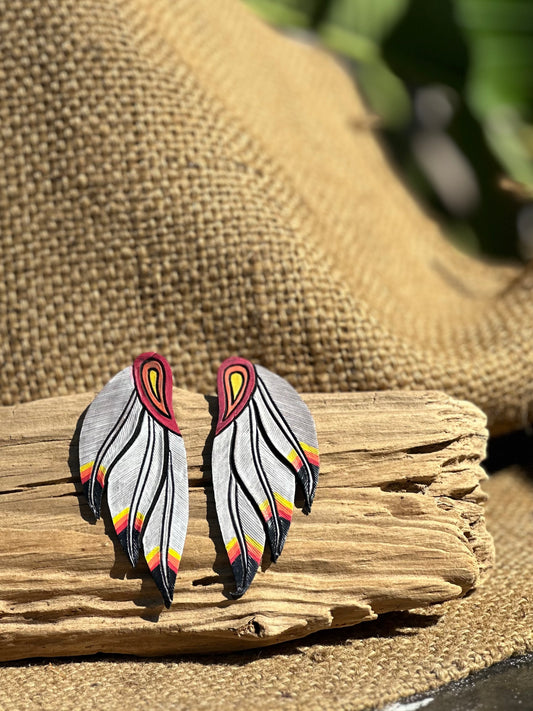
top-left (1, 0), bottom-right (533, 707)
top-left (0, 469), bottom-right (531, 710)
top-left (2, 0), bottom-right (533, 434)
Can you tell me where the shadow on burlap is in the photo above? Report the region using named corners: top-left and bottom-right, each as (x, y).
top-left (1, 0), bottom-right (533, 707)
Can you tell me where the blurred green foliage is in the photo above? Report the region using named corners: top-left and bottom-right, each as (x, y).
top-left (245, 0), bottom-right (533, 259)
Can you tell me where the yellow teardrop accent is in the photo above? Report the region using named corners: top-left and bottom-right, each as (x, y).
top-left (229, 371), bottom-right (244, 402)
top-left (149, 367), bottom-right (159, 399)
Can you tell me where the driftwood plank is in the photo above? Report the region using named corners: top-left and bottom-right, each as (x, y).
top-left (0, 389), bottom-right (493, 661)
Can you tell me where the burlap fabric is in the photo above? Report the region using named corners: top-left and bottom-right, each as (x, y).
top-left (2, 0), bottom-right (533, 435)
top-left (1, 0), bottom-right (532, 707)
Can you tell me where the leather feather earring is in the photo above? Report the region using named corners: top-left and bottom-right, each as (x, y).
top-left (211, 357), bottom-right (320, 597)
top-left (78, 352), bottom-right (188, 608)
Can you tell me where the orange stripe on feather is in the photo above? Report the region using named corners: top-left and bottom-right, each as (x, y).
top-left (80, 462), bottom-right (93, 483)
top-left (146, 546), bottom-right (161, 571)
top-left (245, 535), bottom-right (263, 564)
top-left (226, 537), bottom-right (241, 563)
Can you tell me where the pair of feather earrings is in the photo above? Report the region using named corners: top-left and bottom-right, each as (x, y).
top-left (79, 353), bottom-right (319, 607)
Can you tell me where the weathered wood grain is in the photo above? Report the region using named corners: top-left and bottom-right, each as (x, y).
top-left (0, 389), bottom-right (493, 661)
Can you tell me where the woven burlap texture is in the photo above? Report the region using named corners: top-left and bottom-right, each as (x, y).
top-left (2, 0), bottom-right (533, 434)
top-left (1, 0), bottom-right (533, 708)
top-left (0, 469), bottom-right (531, 711)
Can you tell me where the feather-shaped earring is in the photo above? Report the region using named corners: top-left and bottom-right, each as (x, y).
top-left (212, 357), bottom-right (319, 597)
top-left (78, 352), bottom-right (188, 608)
